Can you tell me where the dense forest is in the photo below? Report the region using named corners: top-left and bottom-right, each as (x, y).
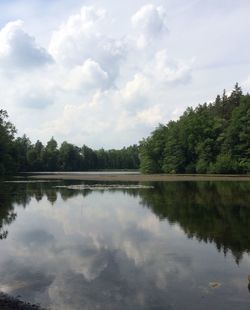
top-left (139, 84), bottom-right (250, 174)
top-left (0, 110), bottom-right (139, 175)
top-left (1, 83), bottom-right (250, 175)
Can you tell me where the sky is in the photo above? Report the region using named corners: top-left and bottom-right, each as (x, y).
top-left (0, 0), bottom-right (250, 149)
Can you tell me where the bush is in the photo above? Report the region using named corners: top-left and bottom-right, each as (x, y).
top-left (211, 154), bottom-right (237, 174)
top-left (196, 159), bottom-right (208, 174)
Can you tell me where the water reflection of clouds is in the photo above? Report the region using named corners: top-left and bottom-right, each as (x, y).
top-left (0, 190), bottom-right (194, 308)
top-left (18, 229), bottom-right (55, 247)
top-left (0, 187), bottom-right (250, 309)
top-left (0, 260), bottom-right (54, 301)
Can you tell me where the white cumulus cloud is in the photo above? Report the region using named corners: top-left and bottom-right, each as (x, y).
top-left (0, 3), bottom-right (195, 148)
top-left (66, 59), bottom-right (109, 91)
top-left (131, 4), bottom-right (168, 48)
top-left (150, 50), bottom-right (193, 85)
top-left (49, 6), bottom-right (125, 83)
top-left (0, 20), bottom-right (53, 70)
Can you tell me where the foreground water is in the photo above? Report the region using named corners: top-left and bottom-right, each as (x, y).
top-left (0, 180), bottom-right (250, 310)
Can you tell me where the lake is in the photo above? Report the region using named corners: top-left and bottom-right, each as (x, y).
top-left (0, 179), bottom-right (250, 309)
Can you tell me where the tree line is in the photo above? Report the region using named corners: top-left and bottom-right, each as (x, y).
top-left (1, 83), bottom-right (249, 175)
top-left (139, 83), bottom-right (250, 174)
top-left (0, 112), bottom-right (139, 175)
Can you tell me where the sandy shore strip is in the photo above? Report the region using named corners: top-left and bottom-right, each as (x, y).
top-left (28, 173), bottom-right (250, 182)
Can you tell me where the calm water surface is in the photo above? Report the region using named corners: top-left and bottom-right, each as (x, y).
top-left (0, 180), bottom-right (250, 310)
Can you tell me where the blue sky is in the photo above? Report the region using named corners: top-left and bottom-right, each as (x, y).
top-left (0, 0), bottom-right (250, 148)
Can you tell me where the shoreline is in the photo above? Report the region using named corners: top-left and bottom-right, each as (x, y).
top-left (28, 173), bottom-right (250, 182)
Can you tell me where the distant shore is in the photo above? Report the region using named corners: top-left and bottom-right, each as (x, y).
top-left (28, 173), bottom-right (250, 182)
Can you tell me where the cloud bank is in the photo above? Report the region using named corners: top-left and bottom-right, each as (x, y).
top-left (0, 1), bottom-right (249, 148)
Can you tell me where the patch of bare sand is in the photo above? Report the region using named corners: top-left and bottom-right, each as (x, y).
top-left (28, 173), bottom-right (250, 182)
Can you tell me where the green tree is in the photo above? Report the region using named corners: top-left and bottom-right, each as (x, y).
top-left (26, 140), bottom-right (44, 171)
top-left (0, 110), bottom-right (16, 175)
top-left (59, 142), bottom-right (83, 171)
top-left (139, 84), bottom-right (249, 174)
top-left (42, 137), bottom-right (59, 171)
top-left (139, 125), bottom-right (167, 173)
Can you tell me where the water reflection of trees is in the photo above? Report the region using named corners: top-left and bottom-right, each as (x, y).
top-left (139, 182), bottom-right (250, 264)
top-left (1, 180), bottom-right (250, 263)
top-left (0, 181), bottom-right (142, 239)
top-left (0, 183), bottom-right (17, 239)
top-left (0, 181), bottom-right (60, 239)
